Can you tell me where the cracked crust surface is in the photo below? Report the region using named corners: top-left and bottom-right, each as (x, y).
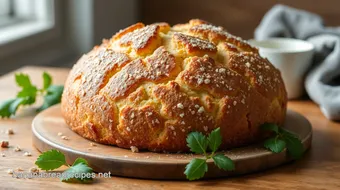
top-left (61, 19), bottom-right (287, 152)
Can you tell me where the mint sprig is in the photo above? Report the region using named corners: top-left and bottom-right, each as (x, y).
top-left (0, 72), bottom-right (64, 118)
top-left (184, 128), bottom-right (235, 180)
top-left (261, 124), bottom-right (304, 159)
top-left (35, 149), bottom-right (94, 183)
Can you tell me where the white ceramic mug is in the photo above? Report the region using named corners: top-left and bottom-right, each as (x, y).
top-left (248, 38), bottom-right (314, 99)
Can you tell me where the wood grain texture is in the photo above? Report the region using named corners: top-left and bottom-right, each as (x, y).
top-left (0, 66), bottom-right (339, 189)
top-left (140, 0), bottom-right (340, 39)
top-left (32, 105), bottom-right (312, 179)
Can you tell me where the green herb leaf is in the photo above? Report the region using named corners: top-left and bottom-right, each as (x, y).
top-left (34, 149), bottom-right (94, 184)
top-left (0, 72), bottom-right (63, 118)
top-left (261, 123), bottom-right (279, 134)
top-left (35, 149), bottom-right (66, 171)
top-left (184, 158), bottom-right (208, 180)
top-left (264, 136), bottom-right (286, 153)
top-left (15, 73), bottom-right (37, 103)
top-left (207, 127), bottom-right (222, 152)
top-left (8, 97), bottom-right (28, 113)
top-left (0, 97), bottom-right (32, 118)
top-left (261, 124), bottom-right (304, 160)
top-left (281, 129), bottom-right (304, 159)
top-left (0, 99), bottom-right (17, 118)
top-left (72, 158), bottom-right (89, 166)
top-left (185, 128), bottom-right (236, 180)
top-left (15, 73), bottom-right (34, 88)
top-left (43, 72), bottom-right (52, 90)
top-left (16, 91), bottom-right (36, 105)
top-left (212, 154), bottom-right (235, 171)
top-left (186, 132), bottom-right (208, 154)
top-left (37, 85), bottom-right (64, 112)
top-left (61, 162), bottom-right (94, 183)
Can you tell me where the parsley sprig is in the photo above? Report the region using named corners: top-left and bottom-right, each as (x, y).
top-left (184, 124), bottom-right (304, 180)
top-left (261, 123), bottom-right (304, 159)
top-left (184, 128), bottom-right (235, 180)
top-left (35, 149), bottom-right (94, 183)
top-left (0, 72), bottom-right (63, 118)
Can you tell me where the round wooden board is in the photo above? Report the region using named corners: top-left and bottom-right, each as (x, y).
top-left (32, 105), bottom-right (312, 180)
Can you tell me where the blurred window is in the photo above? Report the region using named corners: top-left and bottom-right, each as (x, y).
top-left (0, 0), bottom-right (14, 27)
top-left (0, 0), bottom-right (11, 16)
top-left (0, 0), bottom-right (54, 45)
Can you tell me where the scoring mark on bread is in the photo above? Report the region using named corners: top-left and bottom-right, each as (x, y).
top-left (101, 46), bottom-right (177, 101)
top-left (172, 32), bottom-right (217, 56)
top-left (119, 25), bottom-right (161, 55)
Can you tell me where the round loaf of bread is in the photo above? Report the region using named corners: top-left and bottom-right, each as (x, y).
top-left (61, 19), bottom-right (287, 152)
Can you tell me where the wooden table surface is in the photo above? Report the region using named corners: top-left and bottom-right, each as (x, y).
top-left (0, 66), bottom-right (339, 190)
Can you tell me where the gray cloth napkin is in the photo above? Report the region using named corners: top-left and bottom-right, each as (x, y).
top-left (255, 4), bottom-right (340, 120)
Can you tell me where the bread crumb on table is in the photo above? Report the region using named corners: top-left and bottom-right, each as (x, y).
top-left (14, 146), bottom-right (21, 152)
top-left (29, 167), bottom-right (39, 173)
top-left (1, 141), bottom-right (9, 148)
top-left (57, 132), bottom-right (63, 136)
top-left (6, 129), bottom-right (14, 135)
top-left (90, 142), bottom-right (97, 147)
top-left (61, 136), bottom-right (69, 140)
top-left (24, 152), bottom-right (32, 156)
top-left (7, 169), bottom-right (13, 174)
top-left (130, 146), bottom-right (139, 153)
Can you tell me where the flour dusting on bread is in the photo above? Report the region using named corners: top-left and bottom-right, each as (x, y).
top-left (61, 19), bottom-right (287, 152)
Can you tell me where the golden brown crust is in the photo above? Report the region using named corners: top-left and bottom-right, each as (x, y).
top-left (61, 19), bottom-right (287, 152)
top-left (151, 22), bottom-right (171, 33)
top-left (189, 23), bottom-right (258, 53)
top-left (172, 33), bottom-right (217, 56)
top-left (112, 23), bottom-right (145, 41)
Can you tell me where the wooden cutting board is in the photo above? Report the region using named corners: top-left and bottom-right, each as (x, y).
top-left (32, 105), bottom-right (312, 180)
